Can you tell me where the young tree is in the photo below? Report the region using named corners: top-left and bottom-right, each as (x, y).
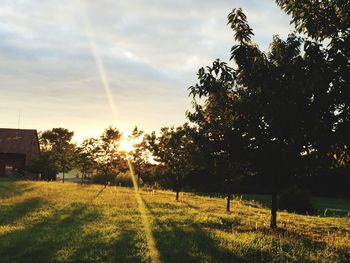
top-left (98, 127), bottom-right (126, 174)
top-left (75, 138), bottom-right (100, 183)
top-left (126, 127), bottom-right (151, 188)
top-left (188, 59), bottom-right (247, 211)
top-left (146, 124), bottom-right (199, 200)
top-left (26, 151), bottom-right (58, 181)
top-left (40, 128), bottom-right (75, 183)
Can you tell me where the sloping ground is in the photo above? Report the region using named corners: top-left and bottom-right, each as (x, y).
top-left (0, 179), bottom-right (349, 263)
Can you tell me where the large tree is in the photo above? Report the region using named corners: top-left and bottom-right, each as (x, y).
top-left (276, 0), bottom-right (350, 177)
top-left (227, 6), bottom-right (339, 228)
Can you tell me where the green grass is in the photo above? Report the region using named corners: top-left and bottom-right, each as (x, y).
top-left (0, 179), bottom-right (349, 262)
top-left (240, 194), bottom-right (350, 217)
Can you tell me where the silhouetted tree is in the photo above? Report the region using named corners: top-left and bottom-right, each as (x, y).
top-left (75, 138), bottom-right (100, 183)
top-left (276, 0), bottom-right (350, 174)
top-left (127, 127), bottom-right (146, 188)
top-left (97, 127), bottom-right (126, 174)
top-left (146, 124), bottom-right (199, 200)
top-left (26, 151), bottom-right (58, 181)
top-left (188, 59), bottom-right (247, 211)
top-left (40, 128), bottom-right (75, 183)
top-left (227, 7), bottom-right (340, 228)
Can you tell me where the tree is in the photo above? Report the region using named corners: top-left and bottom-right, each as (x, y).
top-left (75, 138), bottom-right (100, 183)
top-left (146, 124), bottom-right (199, 200)
top-left (188, 59), bottom-right (247, 211)
top-left (26, 151), bottom-right (58, 181)
top-left (40, 128), bottom-right (75, 183)
top-left (276, 0), bottom-right (350, 179)
top-left (227, 7), bottom-right (337, 228)
top-left (126, 127), bottom-right (150, 188)
top-left (97, 126), bottom-right (126, 174)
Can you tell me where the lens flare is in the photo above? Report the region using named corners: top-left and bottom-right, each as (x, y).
top-left (119, 138), bottom-right (134, 153)
top-left (127, 160), bottom-right (160, 263)
top-left (81, 1), bottom-right (118, 124)
top-left (81, 3), bottom-right (159, 261)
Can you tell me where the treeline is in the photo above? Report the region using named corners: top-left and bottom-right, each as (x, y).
top-left (29, 1), bottom-right (350, 229)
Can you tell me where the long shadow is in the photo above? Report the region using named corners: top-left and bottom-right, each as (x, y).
top-left (111, 230), bottom-right (145, 262)
top-left (144, 198), bottom-right (350, 262)
top-left (88, 185), bottom-right (107, 203)
top-left (0, 179), bottom-right (33, 199)
top-left (0, 198), bottom-right (44, 225)
top-left (143, 200), bottom-right (245, 263)
top-left (0, 203), bottom-right (102, 263)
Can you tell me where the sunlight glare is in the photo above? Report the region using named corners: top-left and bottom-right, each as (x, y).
top-left (119, 138), bottom-right (134, 153)
top-left (127, 160), bottom-right (160, 263)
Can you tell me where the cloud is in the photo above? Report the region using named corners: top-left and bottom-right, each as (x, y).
top-left (0, 0), bottom-right (293, 140)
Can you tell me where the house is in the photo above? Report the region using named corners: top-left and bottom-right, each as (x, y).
top-left (0, 128), bottom-right (40, 177)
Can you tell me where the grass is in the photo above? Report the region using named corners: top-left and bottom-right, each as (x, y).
top-left (0, 179), bottom-right (349, 262)
top-left (240, 194), bottom-right (350, 217)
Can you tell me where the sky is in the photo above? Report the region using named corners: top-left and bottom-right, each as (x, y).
top-left (0, 0), bottom-right (293, 143)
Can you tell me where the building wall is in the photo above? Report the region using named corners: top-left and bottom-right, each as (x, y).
top-left (0, 153), bottom-right (26, 176)
top-left (26, 135), bottom-right (40, 165)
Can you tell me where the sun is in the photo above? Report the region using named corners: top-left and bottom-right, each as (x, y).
top-left (119, 138), bottom-right (134, 153)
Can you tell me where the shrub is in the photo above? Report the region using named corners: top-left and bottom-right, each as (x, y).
top-left (114, 172), bottom-right (133, 187)
top-left (278, 186), bottom-right (314, 215)
top-left (92, 172), bottom-right (118, 185)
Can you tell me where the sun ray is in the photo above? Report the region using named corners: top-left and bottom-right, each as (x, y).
top-left (81, 0), bottom-right (118, 124)
top-left (127, 160), bottom-right (160, 263)
top-left (80, 3), bottom-right (159, 261)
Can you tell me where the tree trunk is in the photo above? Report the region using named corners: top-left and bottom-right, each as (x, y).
top-left (270, 190), bottom-right (277, 229)
top-left (81, 172), bottom-right (84, 184)
top-left (176, 190), bottom-right (179, 201)
top-left (226, 192), bottom-right (231, 212)
top-left (137, 173), bottom-right (140, 189)
top-left (62, 171), bottom-right (65, 183)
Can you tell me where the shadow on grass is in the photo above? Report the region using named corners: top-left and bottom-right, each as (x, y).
top-left (0, 179), bottom-right (34, 199)
top-left (111, 230), bottom-right (145, 262)
top-left (0, 198), bottom-right (44, 225)
top-left (0, 203), bottom-right (102, 263)
top-left (70, 227), bottom-right (144, 263)
top-left (143, 200), bottom-right (245, 263)
top-left (88, 185), bottom-right (107, 203)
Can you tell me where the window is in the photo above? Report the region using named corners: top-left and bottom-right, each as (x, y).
top-left (4, 165), bottom-right (13, 175)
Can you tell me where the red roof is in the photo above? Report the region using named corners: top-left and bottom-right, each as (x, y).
top-left (0, 128), bottom-right (39, 154)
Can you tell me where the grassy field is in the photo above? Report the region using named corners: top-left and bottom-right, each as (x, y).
top-left (0, 179), bottom-right (349, 262)
top-left (240, 194), bottom-right (350, 217)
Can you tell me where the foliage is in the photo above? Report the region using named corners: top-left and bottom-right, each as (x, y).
top-left (97, 127), bottom-right (126, 174)
top-left (26, 151), bottom-right (58, 180)
top-left (114, 172), bottom-right (133, 187)
top-left (92, 172), bottom-right (118, 185)
top-left (188, 59), bottom-right (248, 210)
top-left (145, 124), bottom-right (200, 200)
top-left (39, 128), bottom-right (76, 181)
top-left (125, 127), bottom-right (149, 186)
top-left (278, 186), bottom-right (314, 215)
top-left (275, 0), bottom-right (350, 169)
top-left (74, 138), bottom-right (100, 182)
top-left (225, 3), bottom-right (350, 227)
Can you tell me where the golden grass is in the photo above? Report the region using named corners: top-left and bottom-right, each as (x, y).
top-left (0, 179), bottom-right (349, 262)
